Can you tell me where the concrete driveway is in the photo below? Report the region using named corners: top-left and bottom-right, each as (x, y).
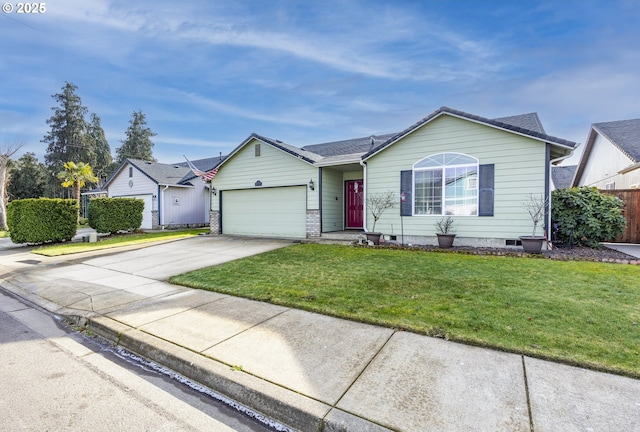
top-left (1, 235), bottom-right (291, 316)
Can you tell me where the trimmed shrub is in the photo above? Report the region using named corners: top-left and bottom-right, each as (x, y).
top-left (7, 198), bottom-right (77, 244)
top-left (88, 197), bottom-right (144, 233)
top-left (551, 187), bottom-right (626, 247)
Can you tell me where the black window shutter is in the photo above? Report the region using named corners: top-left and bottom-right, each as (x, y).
top-left (400, 170), bottom-right (412, 216)
top-left (478, 164), bottom-right (494, 217)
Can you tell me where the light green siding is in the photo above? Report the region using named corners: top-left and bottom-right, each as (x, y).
top-left (321, 168), bottom-right (343, 232)
top-left (222, 187), bottom-right (307, 238)
top-left (211, 138), bottom-right (319, 212)
top-left (365, 115), bottom-right (547, 240)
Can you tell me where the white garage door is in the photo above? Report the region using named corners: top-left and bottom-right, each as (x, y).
top-left (222, 187), bottom-right (307, 238)
top-left (126, 194), bottom-right (153, 229)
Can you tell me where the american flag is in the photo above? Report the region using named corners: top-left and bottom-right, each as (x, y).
top-left (183, 155), bottom-right (218, 181)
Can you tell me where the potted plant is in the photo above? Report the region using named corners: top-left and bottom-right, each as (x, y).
top-left (365, 191), bottom-right (397, 245)
top-left (435, 216), bottom-right (456, 248)
top-left (519, 193), bottom-right (548, 253)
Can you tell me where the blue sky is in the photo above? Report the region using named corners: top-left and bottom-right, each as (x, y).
top-left (2, 0), bottom-right (639, 165)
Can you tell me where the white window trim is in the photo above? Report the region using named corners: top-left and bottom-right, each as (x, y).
top-left (412, 152), bottom-right (479, 216)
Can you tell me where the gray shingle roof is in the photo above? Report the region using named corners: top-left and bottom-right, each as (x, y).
top-left (494, 113), bottom-right (546, 134)
top-left (593, 118), bottom-right (640, 163)
top-left (302, 133), bottom-right (397, 157)
top-left (219, 107), bottom-right (576, 171)
top-left (363, 106), bottom-right (577, 159)
top-left (127, 159), bottom-right (192, 185)
top-left (551, 165), bottom-right (577, 189)
top-left (174, 156), bottom-right (226, 183)
top-left (252, 133), bottom-right (320, 163)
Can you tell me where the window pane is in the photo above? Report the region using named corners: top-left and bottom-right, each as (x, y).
top-left (444, 153), bottom-right (477, 166)
top-left (415, 170), bottom-right (442, 214)
top-left (444, 166), bottom-right (478, 215)
top-left (414, 154), bottom-right (445, 169)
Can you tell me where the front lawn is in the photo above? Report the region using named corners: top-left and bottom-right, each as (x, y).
top-left (171, 244), bottom-right (640, 378)
top-left (33, 229), bottom-right (209, 256)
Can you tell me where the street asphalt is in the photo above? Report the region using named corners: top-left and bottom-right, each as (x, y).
top-left (0, 234), bottom-right (639, 432)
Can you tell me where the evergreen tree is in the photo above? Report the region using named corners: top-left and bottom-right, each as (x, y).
top-left (88, 113), bottom-right (113, 184)
top-left (116, 110), bottom-right (157, 163)
top-left (42, 82), bottom-right (96, 174)
top-left (7, 152), bottom-right (48, 200)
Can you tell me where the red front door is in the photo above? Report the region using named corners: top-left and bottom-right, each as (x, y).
top-left (346, 180), bottom-right (364, 229)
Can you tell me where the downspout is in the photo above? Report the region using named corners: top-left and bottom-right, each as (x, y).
top-left (318, 167), bottom-right (322, 234)
top-left (159, 185), bottom-right (169, 226)
top-left (359, 159), bottom-right (368, 232)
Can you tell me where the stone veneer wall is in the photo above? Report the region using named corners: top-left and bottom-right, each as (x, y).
top-left (306, 209), bottom-right (321, 238)
top-left (151, 210), bottom-right (159, 230)
top-left (209, 210), bottom-right (221, 234)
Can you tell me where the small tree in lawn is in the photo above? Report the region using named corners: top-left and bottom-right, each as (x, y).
top-left (366, 191), bottom-right (397, 232)
top-left (57, 161), bottom-right (98, 222)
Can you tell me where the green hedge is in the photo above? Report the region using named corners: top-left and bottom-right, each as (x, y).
top-left (88, 197), bottom-right (144, 233)
top-left (7, 198), bottom-right (77, 244)
top-left (551, 187), bottom-right (626, 247)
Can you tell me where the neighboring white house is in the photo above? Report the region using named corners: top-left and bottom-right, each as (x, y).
top-left (101, 157), bottom-right (223, 229)
top-left (572, 118), bottom-right (640, 189)
top-left (209, 107), bottom-right (576, 247)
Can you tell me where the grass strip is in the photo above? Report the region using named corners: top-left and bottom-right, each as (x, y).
top-left (171, 243), bottom-right (640, 378)
top-left (33, 229), bottom-right (209, 256)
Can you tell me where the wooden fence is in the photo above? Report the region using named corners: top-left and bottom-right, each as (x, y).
top-left (601, 189), bottom-right (640, 243)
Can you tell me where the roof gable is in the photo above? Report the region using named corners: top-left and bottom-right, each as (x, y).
top-left (217, 133), bottom-right (319, 172)
top-left (104, 158), bottom-right (196, 189)
top-left (592, 118), bottom-right (640, 163)
top-left (362, 106), bottom-right (576, 160)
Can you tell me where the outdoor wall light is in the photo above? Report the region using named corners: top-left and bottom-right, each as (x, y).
top-left (308, 179), bottom-right (315, 190)
top-left (211, 186), bottom-right (217, 196)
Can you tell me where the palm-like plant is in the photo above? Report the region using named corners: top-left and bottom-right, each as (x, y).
top-left (57, 161), bottom-right (98, 221)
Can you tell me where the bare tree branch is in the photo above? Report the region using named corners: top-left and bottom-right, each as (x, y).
top-left (0, 140), bottom-right (26, 230)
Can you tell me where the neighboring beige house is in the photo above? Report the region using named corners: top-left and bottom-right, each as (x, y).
top-left (572, 118), bottom-right (640, 189)
top-left (209, 107), bottom-right (576, 247)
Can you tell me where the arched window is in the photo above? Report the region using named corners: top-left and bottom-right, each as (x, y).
top-left (413, 153), bottom-right (479, 216)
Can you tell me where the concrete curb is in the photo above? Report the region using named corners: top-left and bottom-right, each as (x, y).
top-left (85, 315), bottom-right (391, 432)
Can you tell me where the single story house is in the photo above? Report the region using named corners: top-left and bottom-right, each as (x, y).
top-left (102, 157), bottom-right (223, 229)
top-left (572, 118), bottom-right (640, 189)
top-left (209, 107), bottom-right (576, 247)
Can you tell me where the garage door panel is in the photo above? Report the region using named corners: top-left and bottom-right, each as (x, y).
top-left (114, 194), bottom-right (152, 229)
top-left (222, 187), bottom-right (306, 238)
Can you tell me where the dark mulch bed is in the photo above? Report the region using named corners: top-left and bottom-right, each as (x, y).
top-left (370, 241), bottom-right (639, 264)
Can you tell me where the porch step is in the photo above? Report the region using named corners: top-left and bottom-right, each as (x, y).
top-left (303, 231), bottom-right (365, 245)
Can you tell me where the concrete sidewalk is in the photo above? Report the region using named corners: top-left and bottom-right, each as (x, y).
top-left (1, 236), bottom-right (639, 431)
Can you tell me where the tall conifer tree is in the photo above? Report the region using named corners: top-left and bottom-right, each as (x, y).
top-left (88, 113), bottom-right (113, 183)
top-left (116, 110), bottom-right (157, 163)
top-left (42, 82), bottom-right (95, 173)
